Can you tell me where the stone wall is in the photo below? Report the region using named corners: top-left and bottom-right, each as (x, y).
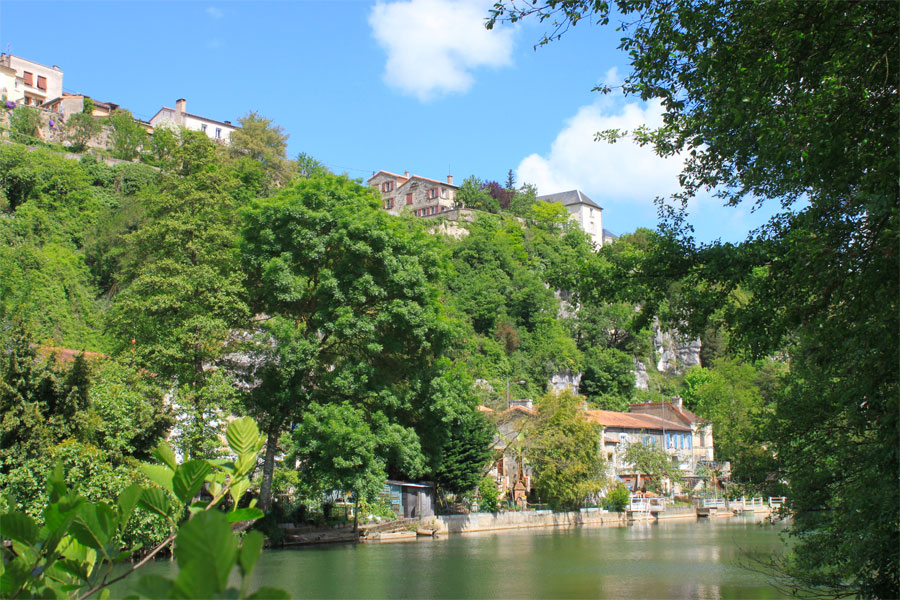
top-left (435, 508), bottom-right (628, 534)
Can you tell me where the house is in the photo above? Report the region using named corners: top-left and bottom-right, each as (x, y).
top-left (149, 98), bottom-right (237, 143)
top-left (627, 397), bottom-right (714, 466)
top-left (480, 404), bottom-right (536, 502)
top-left (368, 170), bottom-right (458, 217)
top-left (382, 480), bottom-right (436, 518)
top-left (0, 54), bottom-right (63, 107)
top-left (41, 94), bottom-right (120, 119)
top-left (536, 190), bottom-right (604, 248)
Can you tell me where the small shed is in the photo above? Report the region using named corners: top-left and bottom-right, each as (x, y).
top-left (384, 480), bottom-right (435, 518)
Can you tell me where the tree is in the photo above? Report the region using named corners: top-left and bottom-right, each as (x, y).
top-left (8, 106), bottom-right (42, 143)
top-left (623, 440), bottom-right (682, 494)
top-left (105, 109), bottom-right (146, 160)
top-left (65, 112), bottom-right (101, 152)
top-left (240, 173), bottom-right (459, 511)
top-left (432, 409), bottom-right (494, 497)
top-left (525, 390), bottom-right (605, 511)
top-left (455, 175), bottom-right (500, 213)
top-left (229, 111), bottom-right (292, 191)
top-left (489, 1), bottom-right (898, 595)
top-left (579, 346), bottom-right (635, 411)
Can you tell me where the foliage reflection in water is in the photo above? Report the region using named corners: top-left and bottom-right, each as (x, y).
top-left (118, 516), bottom-right (789, 599)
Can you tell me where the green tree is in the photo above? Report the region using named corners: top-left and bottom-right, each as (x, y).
top-left (455, 175), bottom-right (499, 213)
top-left (65, 112), bottom-right (101, 152)
top-left (528, 201), bottom-right (569, 229)
top-left (580, 346), bottom-right (635, 411)
top-left (525, 390), bottom-right (605, 511)
top-left (488, 1), bottom-right (898, 594)
top-left (8, 106), bottom-right (42, 143)
top-left (478, 476), bottom-right (499, 513)
top-left (623, 439), bottom-right (682, 494)
top-left (229, 111), bottom-right (292, 191)
top-left (240, 173), bottom-right (459, 511)
top-left (105, 109), bottom-right (146, 160)
top-left (432, 409), bottom-right (494, 497)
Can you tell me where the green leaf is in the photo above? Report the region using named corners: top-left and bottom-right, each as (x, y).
top-left (172, 460), bottom-right (211, 505)
top-left (48, 463), bottom-right (67, 503)
top-left (170, 559), bottom-right (223, 598)
top-left (226, 507), bottom-right (264, 523)
top-left (116, 485), bottom-right (143, 534)
top-left (234, 452), bottom-right (257, 477)
top-left (174, 510), bottom-right (238, 591)
top-left (138, 488), bottom-right (173, 519)
top-left (226, 417), bottom-right (261, 458)
top-left (238, 530), bottom-right (265, 577)
top-left (141, 463), bottom-right (174, 492)
top-left (0, 512), bottom-right (39, 546)
top-left (98, 587), bottom-right (111, 600)
top-left (152, 440), bottom-right (178, 471)
top-left (0, 557), bottom-right (30, 597)
top-left (70, 503), bottom-right (116, 553)
top-left (228, 478), bottom-right (251, 508)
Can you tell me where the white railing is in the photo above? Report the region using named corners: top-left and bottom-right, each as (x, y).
top-left (768, 496), bottom-right (786, 508)
top-left (629, 496), bottom-right (666, 513)
top-left (740, 496), bottom-right (765, 508)
top-left (702, 498), bottom-right (727, 509)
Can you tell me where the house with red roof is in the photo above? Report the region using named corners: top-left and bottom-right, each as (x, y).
top-left (367, 170), bottom-right (458, 217)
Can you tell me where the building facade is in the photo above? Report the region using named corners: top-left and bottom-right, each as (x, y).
top-left (536, 190), bottom-right (604, 248)
top-left (149, 98), bottom-right (237, 143)
top-left (0, 54), bottom-right (63, 107)
top-left (368, 170), bottom-right (458, 217)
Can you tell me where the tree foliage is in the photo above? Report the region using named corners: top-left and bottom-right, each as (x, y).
top-left (525, 391), bottom-right (605, 511)
top-left (489, 0), bottom-right (898, 595)
top-left (105, 109), bottom-right (146, 161)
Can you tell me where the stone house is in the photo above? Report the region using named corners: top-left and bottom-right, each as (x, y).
top-left (367, 170), bottom-right (458, 217)
top-left (536, 189), bottom-right (604, 248)
top-left (627, 398), bottom-right (714, 466)
top-left (0, 54), bottom-right (63, 107)
top-left (150, 98), bottom-right (238, 143)
top-left (479, 404), bottom-right (536, 502)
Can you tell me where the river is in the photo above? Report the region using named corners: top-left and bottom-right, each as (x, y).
top-left (115, 515), bottom-right (790, 599)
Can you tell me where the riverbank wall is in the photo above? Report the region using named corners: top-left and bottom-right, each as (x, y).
top-left (434, 508), bottom-right (628, 534)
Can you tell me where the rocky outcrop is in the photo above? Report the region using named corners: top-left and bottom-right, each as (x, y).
top-left (653, 319), bottom-right (701, 374)
top-left (633, 360), bottom-right (650, 390)
top-left (548, 370), bottom-right (581, 395)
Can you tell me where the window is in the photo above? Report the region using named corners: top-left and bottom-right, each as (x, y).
top-left (385, 198), bottom-right (394, 209)
top-left (23, 71), bottom-right (33, 86)
top-left (36, 76), bottom-right (47, 91)
top-left (441, 188), bottom-right (448, 199)
top-left (382, 181), bottom-right (394, 193)
top-left (215, 127), bottom-right (221, 139)
top-left (200, 123), bottom-right (208, 133)
top-left (406, 193), bottom-right (413, 205)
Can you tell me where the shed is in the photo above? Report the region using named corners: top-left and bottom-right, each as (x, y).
top-left (384, 480), bottom-right (435, 518)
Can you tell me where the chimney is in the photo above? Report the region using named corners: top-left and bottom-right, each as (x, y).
top-left (404, 171), bottom-right (409, 178)
top-left (447, 175), bottom-right (454, 185)
top-left (224, 120), bottom-right (231, 125)
top-left (176, 98), bottom-right (186, 114)
top-left (673, 395), bottom-right (683, 410)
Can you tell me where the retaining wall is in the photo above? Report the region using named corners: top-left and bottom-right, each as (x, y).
top-left (435, 508), bottom-right (628, 534)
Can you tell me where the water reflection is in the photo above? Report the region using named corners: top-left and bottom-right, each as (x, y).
top-left (117, 516), bottom-right (788, 599)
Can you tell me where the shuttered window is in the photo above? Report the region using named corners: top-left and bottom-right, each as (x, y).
top-left (23, 71), bottom-right (33, 86)
top-left (406, 193), bottom-right (413, 205)
top-left (36, 75), bottom-right (47, 90)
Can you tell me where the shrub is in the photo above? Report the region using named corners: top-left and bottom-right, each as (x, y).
top-left (605, 483), bottom-right (630, 512)
top-left (478, 476), bottom-right (499, 513)
top-left (9, 105), bottom-right (42, 142)
top-left (66, 111), bottom-right (101, 151)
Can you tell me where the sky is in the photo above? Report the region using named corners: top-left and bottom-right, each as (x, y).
top-left (0, 0), bottom-right (782, 243)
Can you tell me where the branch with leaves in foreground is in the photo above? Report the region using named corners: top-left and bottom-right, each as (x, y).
top-left (0, 417), bottom-right (288, 600)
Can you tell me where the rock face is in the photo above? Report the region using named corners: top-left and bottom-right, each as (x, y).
top-left (633, 360), bottom-right (650, 390)
top-left (548, 370), bottom-right (582, 395)
top-left (653, 319), bottom-right (702, 374)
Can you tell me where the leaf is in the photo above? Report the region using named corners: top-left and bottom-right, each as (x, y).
top-left (170, 559), bottom-right (223, 598)
top-left (48, 463), bottom-right (67, 503)
top-left (238, 530), bottom-right (265, 577)
top-left (141, 463), bottom-right (174, 492)
top-left (173, 510), bottom-right (238, 591)
top-left (116, 485), bottom-right (143, 533)
top-left (228, 478), bottom-right (251, 508)
top-left (0, 557), bottom-right (30, 597)
top-left (226, 507), bottom-right (264, 523)
top-left (234, 452), bottom-right (257, 477)
top-left (172, 460), bottom-right (211, 505)
top-left (0, 512), bottom-right (39, 546)
top-left (70, 503), bottom-right (116, 554)
top-left (226, 417), bottom-right (261, 458)
top-left (152, 440), bottom-right (178, 471)
top-left (138, 488), bottom-right (173, 520)
top-left (98, 588), bottom-right (111, 600)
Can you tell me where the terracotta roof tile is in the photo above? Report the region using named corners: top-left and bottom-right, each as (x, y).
top-left (584, 409), bottom-right (690, 432)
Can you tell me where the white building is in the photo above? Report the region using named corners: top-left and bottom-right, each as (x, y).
top-left (149, 98), bottom-right (238, 143)
top-left (537, 190), bottom-right (604, 248)
top-left (0, 54), bottom-right (63, 107)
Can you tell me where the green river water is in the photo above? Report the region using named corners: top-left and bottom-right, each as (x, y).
top-left (115, 515), bottom-right (790, 599)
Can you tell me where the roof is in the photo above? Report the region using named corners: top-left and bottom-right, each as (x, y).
top-left (602, 228), bottom-right (617, 239)
top-left (367, 170), bottom-right (458, 189)
top-left (537, 190), bottom-right (603, 210)
top-left (476, 405), bottom-right (493, 412)
top-left (149, 106), bottom-right (238, 130)
top-left (502, 405), bottom-right (536, 416)
top-left (629, 401), bottom-right (704, 425)
top-left (584, 409), bottom-right (691, 432)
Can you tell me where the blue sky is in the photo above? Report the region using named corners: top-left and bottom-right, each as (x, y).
top-left (1, 0), bottom-right (780, 243)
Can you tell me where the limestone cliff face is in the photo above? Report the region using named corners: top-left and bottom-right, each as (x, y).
top-left (633, 359), bottom-right (650, 390)
top-left (652, 319), bottom-right (702, 374)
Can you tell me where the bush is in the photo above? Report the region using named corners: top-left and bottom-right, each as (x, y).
top-left (478, 476), bottom-right (499, 513)
top-left (9, 106), bottom-right (42, 142)
top-left (66, 111), bottom-right (101, 151)
top-left (605, 483), bottom-right (630, 512)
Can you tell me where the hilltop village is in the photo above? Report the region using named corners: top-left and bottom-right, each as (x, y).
top-left (1, 52), bottom-right (775, 529)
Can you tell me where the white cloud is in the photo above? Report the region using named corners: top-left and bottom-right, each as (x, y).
top-left (517, 99), bottom-right (683, 209)
top-left (205, 6), bottom-right (224, 19)
top-left (369, 0), bottom-right (514, 101)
